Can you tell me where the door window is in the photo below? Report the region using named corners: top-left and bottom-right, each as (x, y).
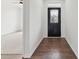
top-left (50, 10), bottom-right (58, 23)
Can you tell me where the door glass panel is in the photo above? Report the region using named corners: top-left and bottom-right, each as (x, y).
top-left (50, 10), bottom-right (58, 23)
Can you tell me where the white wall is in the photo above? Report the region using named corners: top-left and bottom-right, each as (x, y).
top-left (29, 0), bottom-right (43, 57)
top-left (23, 0), bottom-right (30, 57)
top-left (1, 0), bottom-right (23, 35)
top-left (23, 0), bottom-right (43, 58)
top-left (65, 0), bottom-right (78, 57)
top-left (1, 0), bottom-right (7, 35)
top-left (42, 0), bottom-right (66, 37)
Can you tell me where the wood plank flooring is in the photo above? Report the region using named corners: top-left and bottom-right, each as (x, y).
top-left (24, 38), bottom-right (77, 59)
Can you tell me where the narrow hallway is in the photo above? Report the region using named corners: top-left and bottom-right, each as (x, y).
top-left (24, 38), bottom-right (77, 59)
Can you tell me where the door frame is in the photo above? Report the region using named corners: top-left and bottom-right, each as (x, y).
top-left (47, 7), bottom-right (61, 37)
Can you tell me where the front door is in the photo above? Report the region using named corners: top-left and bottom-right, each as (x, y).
top-left (48, 8), bottom-right (61, 37)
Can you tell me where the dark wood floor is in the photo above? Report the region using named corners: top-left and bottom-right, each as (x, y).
top-left (24, 38), bottom-right (77, 59)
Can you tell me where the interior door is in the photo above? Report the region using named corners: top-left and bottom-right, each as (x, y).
top-left (48, 8), bottom-right (61, 37)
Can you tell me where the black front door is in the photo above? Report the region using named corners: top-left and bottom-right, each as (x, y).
top-left (48, 8), bottom-right (61, 37)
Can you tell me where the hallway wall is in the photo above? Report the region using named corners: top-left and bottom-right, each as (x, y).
top-left (23, 0), bottom-right (30, 57)
top-left (23, 0), bottom-right (43, 58)
top-left (65, 0), bottom-right (78, 57)
top-left (29, 0), bottom-right (43, 57)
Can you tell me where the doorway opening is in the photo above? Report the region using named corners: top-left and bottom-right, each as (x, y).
top-left (48, 8), bottom-right (61, 37)
top-left (1, 0), bottom-right (23, 54)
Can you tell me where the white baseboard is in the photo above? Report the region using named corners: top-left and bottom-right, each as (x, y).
top-left (23, 54), bottom-right (31, 58)
top-left (65, 38), bottom-right (78, 58)
top-left (44, 37), bottom-right (65, 39)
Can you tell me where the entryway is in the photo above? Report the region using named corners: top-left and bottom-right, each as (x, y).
top-left (48, 8), bottom-right (61, 37)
